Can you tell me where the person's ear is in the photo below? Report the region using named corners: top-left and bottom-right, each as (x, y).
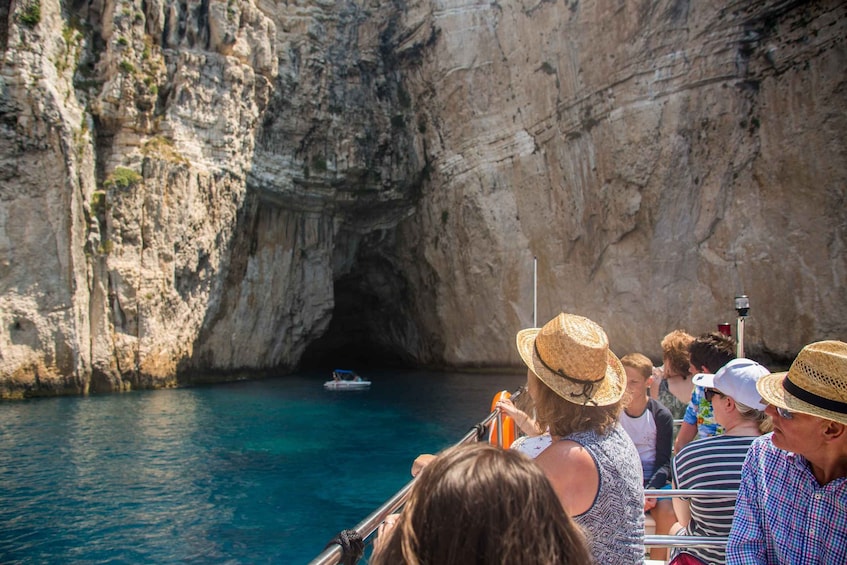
top-left (822, 420), bottom-right (846, 442)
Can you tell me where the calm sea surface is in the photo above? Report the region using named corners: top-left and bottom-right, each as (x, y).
top-left (0, 370), bottom-right (524, 564)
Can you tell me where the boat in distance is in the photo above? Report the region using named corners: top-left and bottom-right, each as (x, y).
top-left (323, 369), bottom-right (371, 390)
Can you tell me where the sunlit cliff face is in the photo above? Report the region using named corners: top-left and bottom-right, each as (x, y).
top-left (1, 0), bottom-right (846, 397)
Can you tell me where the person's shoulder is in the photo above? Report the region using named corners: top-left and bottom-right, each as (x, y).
top-left (511, 433), bottom-right (552, 457)
top-left (748, 433), bottom-right (780, 458)
top-left (648, 397), bottom-right (673, 418)
top-left (675, 434), bottom-right (712, 458)
top-left (538, 438), bottom-right (593, 462)
top-left (746, 433), bottom-right (772, 448)
top-left (741, 433), bottom-right (794, 475)
top-left (697, 432), bottom-right (756, 446)
top-left (675, 432), bottom-right (743, 460)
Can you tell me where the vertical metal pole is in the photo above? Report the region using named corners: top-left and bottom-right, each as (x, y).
top-left (734, 295), bottom-right (749, 358)
top-left (533, 256), bottom-right (537, 327)
top-left (496, 411), bottom-right (503, 447)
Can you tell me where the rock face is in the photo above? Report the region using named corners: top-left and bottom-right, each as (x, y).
top-left (0, 0), bottom-right (845, 397)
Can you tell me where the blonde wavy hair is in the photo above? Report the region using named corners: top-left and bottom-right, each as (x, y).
top-left (734, 400), bottom-right (774, 434)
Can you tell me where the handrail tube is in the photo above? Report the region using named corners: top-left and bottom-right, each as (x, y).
top-left (645, 535), bottom-right (729, 548)
top-left (309, 542), bottom-right (342, 565)
top-left (308, 387), bottom-right (524, 565)
top-left (309, 478), bottom-right (416, 565)
top-left (643, 490), bottom-right (736, 552)
top-left (644, 489), bottom-right (738, 497)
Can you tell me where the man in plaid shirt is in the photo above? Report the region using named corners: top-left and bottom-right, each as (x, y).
top-left (727, 341), bottom-right (847, 564)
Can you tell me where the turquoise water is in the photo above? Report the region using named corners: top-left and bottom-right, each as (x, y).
top-left (0, 370), bottom-right (523, 564)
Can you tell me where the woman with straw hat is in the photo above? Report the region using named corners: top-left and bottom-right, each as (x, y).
top-left (515, 312), bottom-right (644, 564)
top-left (727, 340), bottom-right (847, 565)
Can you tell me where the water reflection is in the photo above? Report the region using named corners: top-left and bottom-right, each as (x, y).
top-left (0, 371), bottom-right (524, 563)
top-left (60, 390), bottom-right (226, 561)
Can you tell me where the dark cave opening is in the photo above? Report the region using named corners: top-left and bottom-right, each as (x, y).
top-left (298, 266), bottom-right (416, 371)
top-left (297, 317), bottom-right (411, 371)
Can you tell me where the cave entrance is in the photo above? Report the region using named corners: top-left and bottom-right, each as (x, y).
top-left (298, 265), bottom-right (415, 371)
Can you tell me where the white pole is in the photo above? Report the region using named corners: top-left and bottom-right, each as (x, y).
top-left (734, 295), bottom-right (749, 358)
top-left (532, 257), bottom-right (538, 328)
top-left (533, 256), bottom-right (537, 327)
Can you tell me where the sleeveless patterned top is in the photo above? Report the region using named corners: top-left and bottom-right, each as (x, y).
top-left (565, 424), bottom-right (645, 564)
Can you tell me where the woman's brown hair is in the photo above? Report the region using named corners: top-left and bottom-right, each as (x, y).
top-left (661, 329), bottom-right (695, 379)
top-left (530, 372), bottom-right (621, 438)
top-left (371, 443), bottom-right (591, 565)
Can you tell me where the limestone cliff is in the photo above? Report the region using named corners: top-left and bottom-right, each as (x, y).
top-left (0, 0), bottom-right (844, 397)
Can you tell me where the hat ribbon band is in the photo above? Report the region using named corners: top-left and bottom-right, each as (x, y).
top-left (783, 377), bottom-right (847, 415)
top-left (534, 343), bottom-right (605, 385)
top-left (534, 343), bottom-right (603, 406)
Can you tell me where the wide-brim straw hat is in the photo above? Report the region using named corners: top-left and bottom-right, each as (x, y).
top-left (516, 313), bottom-right (626, 406)
top-left (756, 340), bottom-right (847, 425)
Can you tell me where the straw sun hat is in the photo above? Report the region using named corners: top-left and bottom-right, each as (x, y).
top-left (756, 340), bottom-right (847, 425)
top-left (516, 313), bottom-right (626, 406)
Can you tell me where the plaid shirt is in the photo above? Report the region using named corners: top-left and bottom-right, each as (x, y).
top-left (727, 434), bottom-right (847, 564)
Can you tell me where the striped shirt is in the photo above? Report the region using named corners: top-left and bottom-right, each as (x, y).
top-left (727, 434), bottom-right (847, 565)
top-left (672, 434), bottom-right (758, 565)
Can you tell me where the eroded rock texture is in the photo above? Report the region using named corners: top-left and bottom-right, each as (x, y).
top-left (0, 0), bottom-right (844, 397)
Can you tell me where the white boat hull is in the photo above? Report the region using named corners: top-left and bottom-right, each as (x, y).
top-left (323, 380), bottom-right (371, 390)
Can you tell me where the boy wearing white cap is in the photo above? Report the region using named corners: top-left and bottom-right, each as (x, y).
top-left (671, 358), bottom-right (772, 565)
top-left (727, 340), bottom-right (847, 565)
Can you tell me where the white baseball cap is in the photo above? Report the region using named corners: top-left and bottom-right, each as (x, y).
top-left (692, 358), bottom-right (770, 410)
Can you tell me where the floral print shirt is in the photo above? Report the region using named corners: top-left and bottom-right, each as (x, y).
top-left (683, 385), bottom-right (724, 438)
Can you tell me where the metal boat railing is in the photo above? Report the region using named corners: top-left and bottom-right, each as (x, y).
top-left (645, 534), bottom-right (729, 548)
top-left (308, 387), bottom-right (524, 565)
top-left (643, 488), bottom-right (737, 552)
top-left (644, 488), bottom-right (738, 498)
top-left (309, 390), bottom-right (736, 564)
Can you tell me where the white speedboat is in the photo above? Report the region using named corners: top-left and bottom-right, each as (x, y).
top-left (323, 369), bottom-right (371, 390)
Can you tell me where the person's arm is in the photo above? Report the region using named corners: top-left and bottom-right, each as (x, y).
top-left (496, 398), bottom-right (541, 436)
top-left (726, 446), bottom-right (767, 565)
top-left (670, 445), bottom-right (691, 528)
top-left (373, 513), bottom-right (400, 556)
top-left (672, 493), bottom-right (691, 528)
top-left (535, 439), bottom-right (599, 516)
top-left (674, 394), bottom-right (700, 452)
top-left (411, 453), bottom-right (436, 477)
top-left (650, 366), bottom-right (663, 399)
top-left (646, 400), bottom-right (674, 488)
top-left (674, 421), bottom-right (697, 453)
